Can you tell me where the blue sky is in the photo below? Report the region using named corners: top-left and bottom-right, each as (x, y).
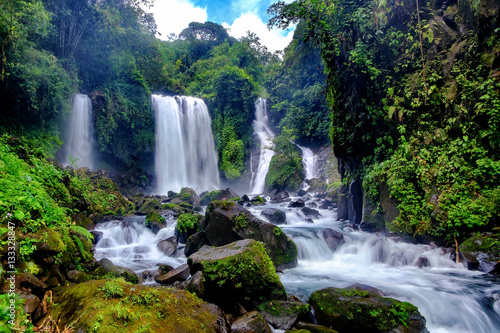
top-left (146, 0), bottom-right (295, 53)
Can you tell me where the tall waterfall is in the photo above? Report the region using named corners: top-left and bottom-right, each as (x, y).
top-left (249, 98), bottom-right (275, 194)
top-left (153, 95), bottom-right (219, 194)
top-left (63, 94), bottom-right (95, 170)
top-left (297, 144), bottom-right (317, 179)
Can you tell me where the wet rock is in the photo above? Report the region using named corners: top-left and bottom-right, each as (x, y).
top-left (232, 311), bottom-right (273, 333)
top-left (202, 201), bottom-right (298, 269)
top-left (15, 273), bottom-right (47, 296)
top-left (321, 229), bottom-right (345, 252)
top-left (169, 187), bottom-right (201, 206)
top-left (90, 231), bottom-right (103, 244)
top-left (241, 194), bottom-right (251, 202)
top-left (157, 264), bottom-right (174, 275)
top-left (19, 293), bottom-right (42, 322)
top-left (297, 189), bottom-right (307, 197)
top-left (301, 207), bottom-right (320, 219)
top-left (288, 199), bottom-right (305, 208)
top-left (319, 199), bottom-right (334, 210)
top-left (157, 236), bottom-right (178, 256)
top-left (258, 300), bottom-right (310, 330)
top-left (185, 231), bottom-right (210, 256)
top-left (304, 218), bottom-right (314, 223)
top-left (67, 270), bottom-right (90, 283)
top-left (346, 283), bottom-right (386, 297)
top-left (184, 271), bottom-right (204, 297)
top-left (309, 287), bottom-right (427, 333)
top-left (270, 191), bottom-right (289, 203)
top-left (200, 188), bottom-right (240, 205)
top-left (142, 270), bottom-right (151, 279)
top-left (145, 211), bottom-right (166, 234)
top-left (261, 208), bottom-right (287, 225)
top-left (155, 263), bottom-right (190, 285)
top-left (94, 258), bottom-right (139, 284)
top-left (187, 239), bottom-right (287, 313)
top-left (250, 196), bottom-right (266, 206)
top-left (416, 256), bottom-right (431, 268)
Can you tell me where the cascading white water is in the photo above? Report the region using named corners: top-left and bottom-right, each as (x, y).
top-left (249, 98), bottom-right (275, 194)
top-left (297, 144), bottom-right (317, 179)
top-left (152, 95), bottom-right (219, 194)
top-left (63, 94), bottom-right (95, 169)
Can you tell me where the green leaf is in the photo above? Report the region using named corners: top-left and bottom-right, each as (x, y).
top-left (14, 210), bottom-right (25, 221)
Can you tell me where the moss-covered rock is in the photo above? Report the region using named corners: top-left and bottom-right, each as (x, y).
top-left (51, 279), bottom-right (231, 332)
top-left (169, 187), bottom-right (201, 206)
top-left (232, 311), bottom-right (273, 333)
top-left (308, 287), bottom-right (427, 333)
top-left (145, 210), bottom-right (166, 234)
top-left (200, 189), bottom-right (239, 205)
top-left (175, 213), bottom-right (204, 243)
top-left (137, 198), bottom-right (162, 215)
top-left (295, 322), bottom-right (339, 333)
top-left (258, 300), bottom-right (310, 330)
top-left (201, 201), bottom-right (298, 269)
top-left (187, 239), bottom-right (287, 313)
top-left (265, 154), bottom-right (304, 192)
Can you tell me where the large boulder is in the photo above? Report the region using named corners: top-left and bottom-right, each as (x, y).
top-left (157, 236), bottom-right (178, 256)
top-left (145, 211), bottom-right (166, 234)
top-left (155, 263), bottom-right (190, 285)
top-left (93, 258), bottom-right (139, 284)
top-left (200, 188), bottom-right (240, 205)
top-left (201, 201), bottom-right (298, 269)
top-left (232, 311), bottom-right (273, 333)
top-left (308, 287), bottom-right (427, 333)
top-left (261, 208), bottom-right (287, 225)
top-left (187, 239), bottom-right (287, 313)
top-left (321, 229), bottom-right (345, 252)
top-left (54, 279), bottom-right (231, 332)
top-left (170, 187), bottom-right (201, 207)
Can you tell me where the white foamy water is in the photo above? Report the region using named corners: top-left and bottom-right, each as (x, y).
top-left (297, 144), bottom-right (317, 180)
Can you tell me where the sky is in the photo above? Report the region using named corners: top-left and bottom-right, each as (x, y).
top-left (145, 0), bottom-right (295, 53)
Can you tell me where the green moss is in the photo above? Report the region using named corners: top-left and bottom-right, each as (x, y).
top-left (258, 300), bottom-right (310, 317)
top-left (145, 211), bottom-right (166, 226)
top-left (54, 279), bottom-right (226, 332)
top-left (234, 213), bottom-right (248, 229)
top-left (176, 213), bottom-right (203, 233)
top-left (162, 203), bottom-right (178, 210)
top-left (200, 190), bottom-right (223, 205)
top-left (460, 233), bottom-right (500, 259)
top-left (265, 153), bottom-right (304, 192)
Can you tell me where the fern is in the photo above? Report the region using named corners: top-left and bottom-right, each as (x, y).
top-left (70, 225), bottom-right (94, 242)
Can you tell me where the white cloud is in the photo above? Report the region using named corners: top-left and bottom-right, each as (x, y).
top-left (231, 0), bottom-right (262, 14)
top-left (223, 12), bottom-right (294, 53)
top-left (147, 0), bottom-right (208, 39)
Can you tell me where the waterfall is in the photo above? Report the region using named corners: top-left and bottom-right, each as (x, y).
top-left (152, 95), bottom-right (219, 194)
top-left (297, 144), bottom-right (317, 179)
top-left (63, 94), bottom-right (95, 170)
top-left (249, 98), bottom-right (275, 194)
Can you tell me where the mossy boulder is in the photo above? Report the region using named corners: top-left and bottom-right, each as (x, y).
top-left (295, 322), bottom-right (339, 333)
top-left (200, 188), bottom-right (239, 205)
top-left (136, 197), bottom-right (162, 215)
top-left (187, 239), bottom-right (287, 313)
top-left (145, 210), bottom-right (166, 234)
top-left (170, 187), bottom-right (201, 206)
top-left (201, 201), bottom-right (298, 269)
top-left (92, 258), bottom-right (140, 284)
top-left (265, 153), bottom-right (305, 192)
top-left (258, 300), bottom-right (310, 330)
top-left (52, 279), bottom-right (231, 332)
top-left (175, 213), bottom-right (204, 243)
top-left (459, 233), bottom-right (500, 273)
top-left (232, 311), bottom-right (273, 333)
top-left (308, 287), bottom-right (427, 333)
top-left (261, 208), bottom-right (287, 225)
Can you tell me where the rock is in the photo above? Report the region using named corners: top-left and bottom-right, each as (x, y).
top-left (288, 199), bottom-right (305, 208)
top-left (157, 236), bottom-right (178, 256)
top-left (270, 191), bottom-right (289, 203)
top-left (67, 270), bottom-right (90, 283)
top-left (155, 263), bottom-right (190, 285)
top-left (309, 287), bottom-right (427, 333)
top-left (241, 194), bottom-right (251, 202)
top-left (261, 208), bottom-right (287, 225)
top-left (19, 293), bottom-right (40, 315)
top-left (416, 256), bottom-right (431, 268)
top-left (15, 273), bottom-right (47, 296)
top-left (170, 187), bottom-right (201, 206)
top-left (175, 213), bottom-right (204, 243)
top-left (72, 212), bottom-right (93, 228)
top-left (158, 264), bottom-right (174, 275)
top-left (306, 178), bottom-right (328, 193)
top-left (232, 311), bottom-right (273, 333)
top-left (307, 201), bottom-right (318, 208)
top-left (346, 283), bottom-right (386, 297)
top-left (321, 229), bottom-right (345, 252)
top-left (187, 239), bottom-right (287, 313)
top-left (200, 189), bottom-right (240, 205)
top-left (319, 199), bottom-right (334, 210)
top-left (184, 271), bottom-right (205, 298)
top-left (304, 218), bottom-right (314, 223)
top-left (258, 300), bottom-right (310, 330)
top-left (142, 270), bottom-right (151, 279)
top-left (145, 211), bottom-right (166, 234)
top-left (301, 207), bottom-right (320, 219)
top-left (295, 321), bottom-right (339, 333)
top-left (250, 196), bottom-right (266, 206)
top-left (136, 197), bottom-right (162, 215)
top-left (94, 258), bottom-right (139, 284)
top-left (202, 201), bottom-right (298, 269)
top-left (185, 231), bottom-right (210, 256)
top-left (90, 231), bottom-right (103, 244)
top-left (297, 189), bottom-right (307, 197)
top-left (54, 279), bottom-right (232, 332)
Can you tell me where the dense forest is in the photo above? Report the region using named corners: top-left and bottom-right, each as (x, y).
top-left (0, 0), bottom-right (499, 332)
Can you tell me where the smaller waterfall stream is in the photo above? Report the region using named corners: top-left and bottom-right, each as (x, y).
top-left (250, 98), bottom-right (275, 194)
top-left (63, 94), bottom-right (95, 169)
top-left (297, 144), bottom-right (317, 180)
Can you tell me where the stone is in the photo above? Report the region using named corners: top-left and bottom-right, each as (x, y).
top-left (184, 271), bottom-right (204, 298)
top-left (321, 229), bottom-right (345, 252)
top-left (67, 270), bottom-right (90, 283)
top-left (319, 199), bottom-right (334, 210)
top-left (90, 231), bottom-right (103, 244)
top-left (301, 207), bottom-right (320, 219)
top-left (295, 321), bottom-right (339, 333)
top-left (258, 300), bottom-right (310, 330)
top-left (170, 187), bottom-right (201, 206)
top-left (308, 287), bottom-right (427, 333)
top-left (261, 208), bottom-right (287, 225)
top-left (94, 258), bottom-right (139, 284)
top-left (187, 239), bottom-right (287, 313)
top-left (202, 201), bottom-right (298, 269)
top-left (270, 191), bottom-right (289, 203)
top-left (145, 211), bottom-right (166, 234)
top-left (185, 231), bottom-right (210, 257)
top-left (157, 236), bottom-right (178, 256)
top-left (232, 311), bottom-right (273, 333)
top-left (15, 273), bottom-right (47, 296)
top-left (155, 263), bottom-right (190, 285)
top-left (297, 189), bottom-right (307, 197)
top-left (416, 256), bottom-right (431, 268)
top-left (288, 199), bottom-right (305, 208)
